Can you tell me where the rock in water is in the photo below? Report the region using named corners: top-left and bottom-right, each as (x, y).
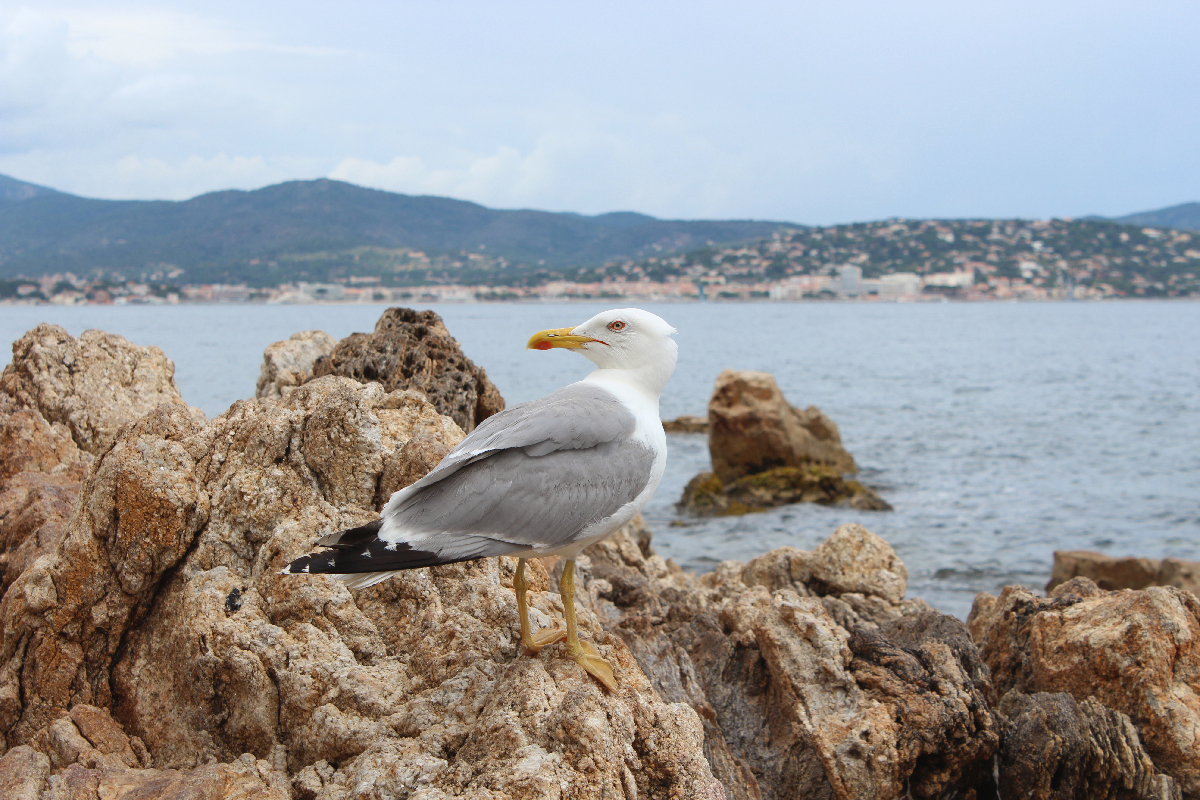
top-left (679, 466), bottom-right (892, 515)
top-left (707, 369), bottom-right (856, 484)
top-left (680, 370), bottom-right (885, 515)
top-left (969, 581), bottom-right (1200, 797)
top-left (256, 330), bottom-right (337, 399)
top-left (310, 307), bottom-right (504, 431)
top-left (1047, 549), bottom-right (1200, 596)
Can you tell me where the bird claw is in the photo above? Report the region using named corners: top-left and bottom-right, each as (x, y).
top-left (573, 641), bottom-right (617, 692)
top-left (522, 622), bottom-right (566, 654)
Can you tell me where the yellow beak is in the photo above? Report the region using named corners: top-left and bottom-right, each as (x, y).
top-left (527, 326), bottom-right (603, 350)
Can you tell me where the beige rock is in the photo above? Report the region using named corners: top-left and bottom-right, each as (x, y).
top-left (39, 755), bottom-right (291, 800)
top-left (0, 324), bottom-right (203, 454)
top-left (707, 370), bottom-right (856, 485)
top-left (580, 520), bottom-right (994, 800)
top-left (0, 745), bottom-right (50, 800)
top-left (256, 330), bottom-right (338, 400)
top-left (969, 584), bottom-right (1200, 797)
top-left (1048, 549), bottom-right (1200, 596)
top-left (0, 365), bottom-right (721, 795)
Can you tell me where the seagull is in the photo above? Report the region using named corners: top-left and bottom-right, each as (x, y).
top-left (282, 308), bottom-right (677, 690)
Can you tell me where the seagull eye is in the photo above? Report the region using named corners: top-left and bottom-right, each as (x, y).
top-left (608, 320), bottom-right (626, 331)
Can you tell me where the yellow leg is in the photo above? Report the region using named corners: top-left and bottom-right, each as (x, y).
top-left (515, 557), bottom-right (564, 654)
top-left (560, 559), bottom-right (617, 692)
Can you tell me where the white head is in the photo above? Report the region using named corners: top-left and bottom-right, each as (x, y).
top-left (528, 308), bottom-right (678, 395)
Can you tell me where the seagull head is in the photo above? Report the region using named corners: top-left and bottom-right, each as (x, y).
top-left (527, 308), bottom-right (678, 391)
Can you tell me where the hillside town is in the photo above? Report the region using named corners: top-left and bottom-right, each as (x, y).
top-left (3, 217), bottom-right (1197, 304)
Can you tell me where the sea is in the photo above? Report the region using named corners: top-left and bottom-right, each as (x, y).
top-left (2, 300), bottom-right (1197, 619)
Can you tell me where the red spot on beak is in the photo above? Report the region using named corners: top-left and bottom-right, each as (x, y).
top-left (535, 341), bottom-right (553, 350)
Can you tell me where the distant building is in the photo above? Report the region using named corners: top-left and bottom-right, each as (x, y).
top-left (838, 264), bottom-right (862, 297)
top-left (923, 268), bottom-right (975, 289)
top-left (879, 273), bottom-right (921, 300)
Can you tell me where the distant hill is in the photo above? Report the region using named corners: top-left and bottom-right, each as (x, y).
top-left (0, 175), bottom-right (789, 284)
top-left (1104, 201), bottom-right (1200, 231)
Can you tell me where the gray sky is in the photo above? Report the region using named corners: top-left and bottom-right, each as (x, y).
top-left (1, 1), bottom-right (1197, 224)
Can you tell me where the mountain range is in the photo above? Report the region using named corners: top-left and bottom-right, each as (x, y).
top-left (0, 174), bottom-right (786, 284)
top-left (1, 172), bottom-right (1196, 285)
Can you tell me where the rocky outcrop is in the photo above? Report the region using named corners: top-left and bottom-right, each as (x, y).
top-left (997, 691), bottom-right (1180, 799)
top-left (679, 466), bottom-right (891, 516)
top-left (680, 371), bottom-right (884, 515)
top-left (256, 330), bottom-right (337, 400)
top-left (708, 370), bottom-right (856, 484)
top-left (310, 307), bottom-right (505, 432)
top-left (1047, 550), bottom-right (1200, 596)
top-left (0, 324), bottom-right (203, 455)
top-left (0, 325), bottom-right (200, 606)
top-left (0, 365), bottom-right (725, 798)
top-left (969, 580), bottom-right (1200, 797)
top-left (573, 521), bottom-right (998, 800)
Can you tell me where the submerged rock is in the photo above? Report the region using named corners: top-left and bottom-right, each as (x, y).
top-left (663, 414), bottom-right (708, 433)
top-left (310, 307), bottom-right (505, 432)
top-left (679, 466), bottom-right (891, 515)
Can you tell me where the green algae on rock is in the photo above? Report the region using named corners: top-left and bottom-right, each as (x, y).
top-left (678, 465), bottom-right (891, 516)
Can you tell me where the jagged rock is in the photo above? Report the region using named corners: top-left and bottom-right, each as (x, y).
top-left (256, 330), bottom-right (338, 399)
top-left (679, 466), bottom-right (891, 516)
top-left (0, 323), bottom-right (204, 455)
top-left (663, 415), bottom-right (708, 433)
top-left (577, 521), bottom-right (994, 800)
top-left (0, 372), bottom-right (722, 797)
top-left (0, 745), bottom-right (49, 800)
top-left (0, 471), bottom-right (81, 595)
top-left (310, 307), bottom-right (505, 432)
top-left (707, 370), bottom-right (856, 485)
top-left (1047, 550), bottom-right (1200, 596)
top-left (997, 691), bottom-right (1180, 800)
top-left (969, 584), bottom-right (1200, 797)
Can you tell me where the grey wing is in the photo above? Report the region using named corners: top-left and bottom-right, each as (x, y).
top-left (380, 382), bottom-right (657, 551)
top-left (395, 382), bottom-right (640, 495)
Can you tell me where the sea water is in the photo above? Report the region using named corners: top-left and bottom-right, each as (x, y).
top-left (3, 300), bottom-right (1197, 618)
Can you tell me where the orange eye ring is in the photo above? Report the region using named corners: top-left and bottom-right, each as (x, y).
top-left (608, 320), bottom-right (626, 331)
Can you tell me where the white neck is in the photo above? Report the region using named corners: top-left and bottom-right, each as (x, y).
top-left (583, 357), bottom-right (674, 403)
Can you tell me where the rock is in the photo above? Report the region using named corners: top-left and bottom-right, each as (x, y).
top-left (310, 307), bottom-right (504, 431)
top-left (707, 370), bottom-right (856, 485)
top-left (0, 371), bottom-right (721, 797)
top-left (997, 691), bottom-right (1180, 800)
top-left (0, 471), bottom-right (81, 595)
top-left (663, 415), bottom-right (708, 433)
top-left (969, 584), bottom-right (1200, 797)
top-left (256, 330), bottom-right (338, 400)
top-left (1047, 550), bottom-right (1200, 596)
top-left (0, 324), bottom-right (204, 455)
top-left (577, 520), bottom-right (995, 800)
top-left (808, 523), bottom-right (909, 604)
top-left (678, 467), bottom-right (891, 516)
top-left (0, 745), bottom-right (50, 800)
